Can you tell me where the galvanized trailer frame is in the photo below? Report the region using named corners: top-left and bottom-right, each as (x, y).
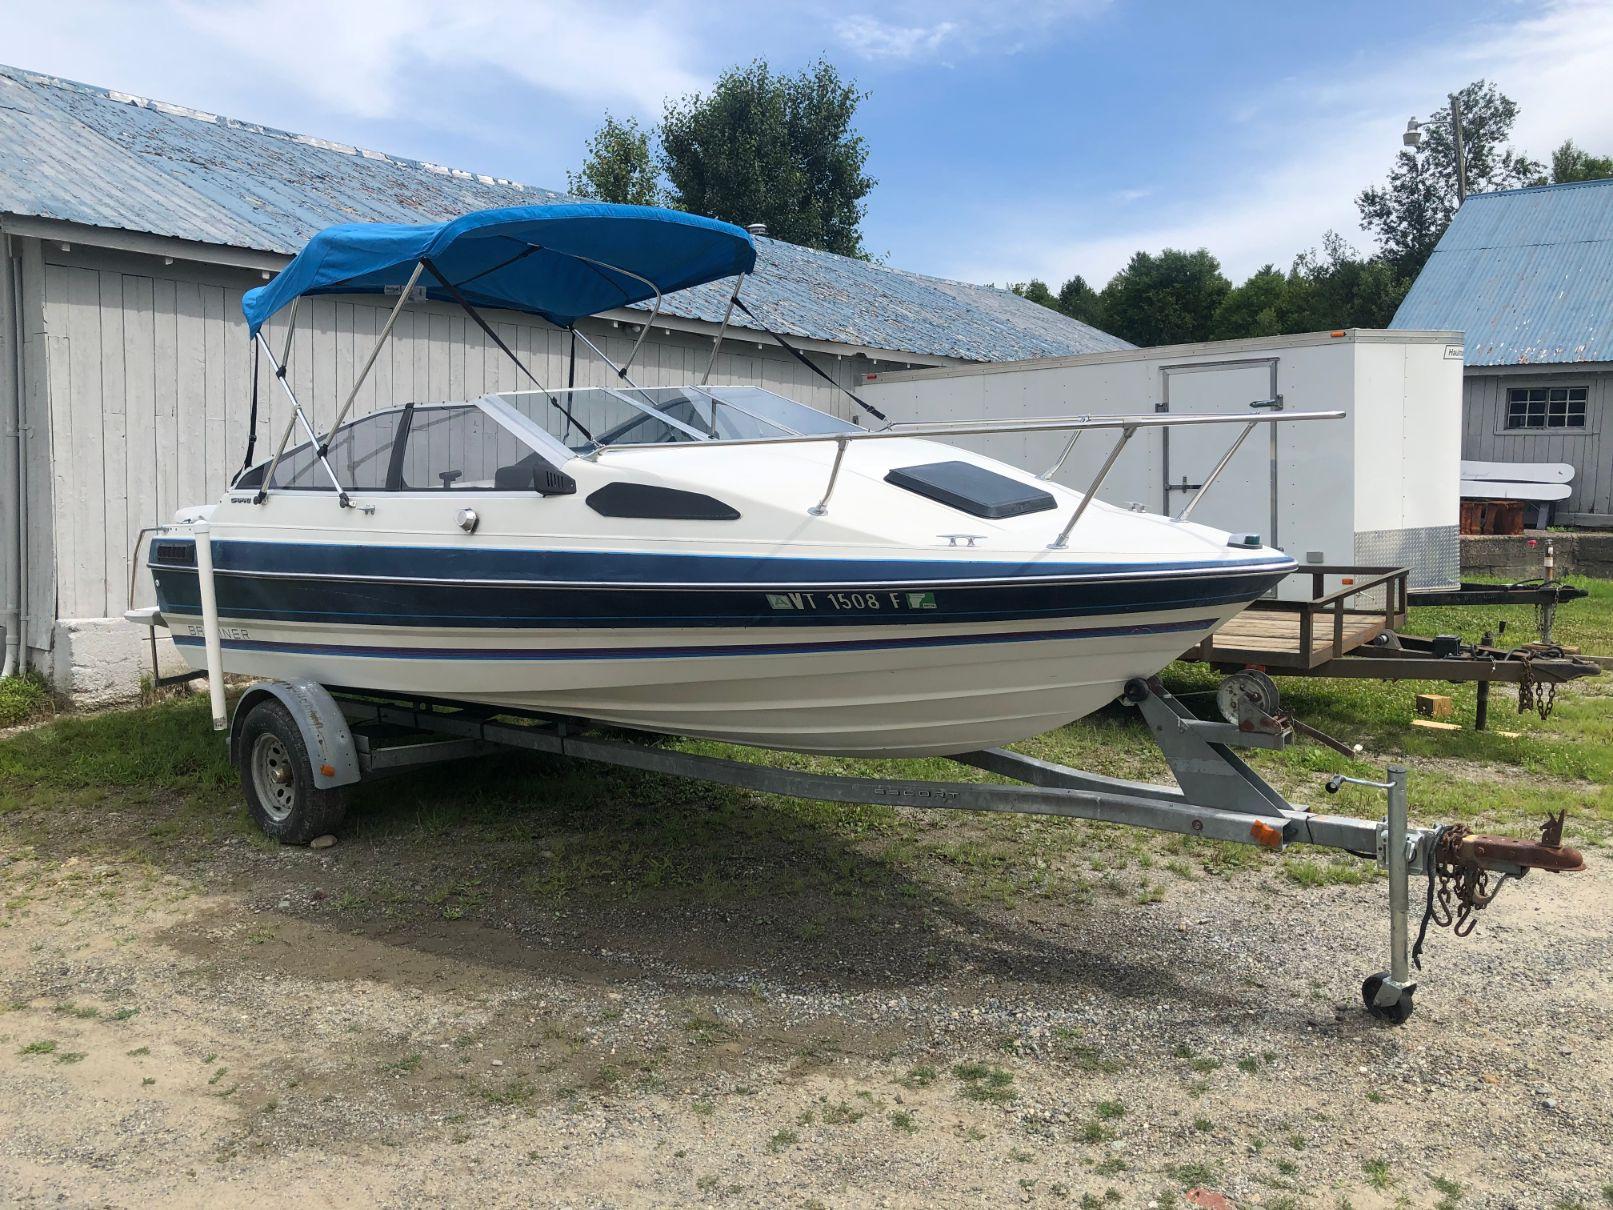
top-left (216, 672), bottom-right (1583, 1026)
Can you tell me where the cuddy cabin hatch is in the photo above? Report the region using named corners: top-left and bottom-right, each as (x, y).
top-left (884, 461), bottom-right (1057, 520)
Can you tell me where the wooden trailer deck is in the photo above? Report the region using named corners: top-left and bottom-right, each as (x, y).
top-left (1188, 611), bottom-right (1394, 668)
top-left (1185, 566), bottom-right (1407, 672)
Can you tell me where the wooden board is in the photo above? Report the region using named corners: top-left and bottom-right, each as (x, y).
top-left (1461, 458), bottom-right (1574, 484)
top-left (1460, 479), bottom-right (1571, 501)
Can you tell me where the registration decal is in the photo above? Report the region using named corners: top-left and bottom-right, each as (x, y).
top-left (765, 590), bottom-right (939, 612)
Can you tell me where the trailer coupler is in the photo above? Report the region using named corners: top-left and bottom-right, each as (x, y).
top-left (1409, 811), bottom-right (1584, 967)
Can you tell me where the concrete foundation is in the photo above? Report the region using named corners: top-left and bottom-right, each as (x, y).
top-left (50, 617), bottom-right (188, 706)
top-left (1461, 531), bottom-right (1613, 581)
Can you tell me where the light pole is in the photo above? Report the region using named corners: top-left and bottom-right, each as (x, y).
top-left (1402, 93), bottom-right (1468, 204)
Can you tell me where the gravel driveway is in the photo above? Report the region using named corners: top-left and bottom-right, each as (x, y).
top-left (1, 763), bottom-right (1608, 1209)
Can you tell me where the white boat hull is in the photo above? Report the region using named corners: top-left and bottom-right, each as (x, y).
top-left (168, 601), bottom-right (1243, 756)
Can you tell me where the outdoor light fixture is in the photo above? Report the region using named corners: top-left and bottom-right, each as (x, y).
top-left (1399, 94), bottom-right (1468, 203)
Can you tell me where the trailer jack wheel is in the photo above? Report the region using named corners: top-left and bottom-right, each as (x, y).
top-left (1361, 972), bottom-right (1415, 1024)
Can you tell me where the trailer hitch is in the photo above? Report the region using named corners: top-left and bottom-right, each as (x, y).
top-left (1444, 810), bottom-right (1585, 877)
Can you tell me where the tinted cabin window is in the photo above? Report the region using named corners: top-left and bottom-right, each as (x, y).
top-left (393, 405), bottom-right (536, 490)
top-left (260, 405), bottom-right (554, 492)
top-left (267, 410), bottom-right (402, 491)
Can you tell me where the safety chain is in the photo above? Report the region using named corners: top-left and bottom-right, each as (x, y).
top-left (1411, 824), bottom-right (1513, 969)
top-left (1515, 650), bottom-right (1559, 721)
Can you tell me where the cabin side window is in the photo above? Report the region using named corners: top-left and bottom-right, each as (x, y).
top-left (260, 409), bottom-right (403, 491)
top-left (391, 405), bottom-right (538, 490)
top-left (1505, 386), bottom-right (1586, 430)
top-left (246, 404), bottom-right (565, 494)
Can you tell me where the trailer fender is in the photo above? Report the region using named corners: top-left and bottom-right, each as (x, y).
top-left (228, 680), bottom-right (362, 789)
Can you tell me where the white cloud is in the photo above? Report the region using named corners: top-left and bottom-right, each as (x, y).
top-left (942, 0), bottom-right (1613, 287)
top-left (181, 0), bottom-right (710, 118)
top-left (834, 15), bottom-right (959, 62)
top-left (833, 1), bottom-right (1112, 64)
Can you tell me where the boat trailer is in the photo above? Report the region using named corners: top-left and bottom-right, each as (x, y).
top-left (221, 673), bottom-right (1584, 1025)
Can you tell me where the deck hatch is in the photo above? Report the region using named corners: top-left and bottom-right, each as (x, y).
top-left (885, 461), bottom-right (1057, 520)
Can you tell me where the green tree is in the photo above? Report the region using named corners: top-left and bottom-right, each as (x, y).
top-left (1356, 81), bottom-right (1541, 276)
top-left (659, 58), bottom-right (875, 257)
top-left (1010, 276), bottom-right (1106, 330)
top-left (1281, 233), bottom-right (1409, 331)
top-left (1009, 279), bottom-right (1058, 308)
top-left (1550, 139), bottom-right (1613, 183)
top-left (1210, 264), bottom-right (1286, 340)
top-left (1056, 275), bottom-right (1104, 328)
top-left (1097, 249), bottom-right (1231, 346)
top-left (566, 114), bottom-right (661, 206)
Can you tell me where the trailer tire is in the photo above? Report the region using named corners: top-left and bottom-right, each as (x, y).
top-left (237, 699), bottom-right (349, 844)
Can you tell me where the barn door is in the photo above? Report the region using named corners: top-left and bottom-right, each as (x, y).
top-left (1158, 358), bottom-right (1283, 547)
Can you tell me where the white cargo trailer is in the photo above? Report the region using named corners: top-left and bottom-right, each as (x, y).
top-left (861, 329), bottom-right (1464, 596)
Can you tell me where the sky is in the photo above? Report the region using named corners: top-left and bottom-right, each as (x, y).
top-left (5, 0), bottom-right (1613, 290)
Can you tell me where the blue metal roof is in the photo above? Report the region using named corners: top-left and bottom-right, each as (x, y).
top-left (1391, 177), bottom-right (1613, 367)
top-left (0, 63), bottom-right (1129, 363)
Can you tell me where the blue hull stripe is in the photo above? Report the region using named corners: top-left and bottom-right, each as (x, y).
top-left (150, 537), bottom-right (1291, 586)
top-left (153, 564), bottom-right (1288, 631)
top-left (171, 616), bottom-right (1216, 662)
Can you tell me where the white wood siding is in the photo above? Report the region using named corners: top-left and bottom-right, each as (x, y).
top-left (1462, 370), bottom-right (1612, 519)
top-left (35, 244), bottom-right (896, 622)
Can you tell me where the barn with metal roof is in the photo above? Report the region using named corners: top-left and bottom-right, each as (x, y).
top-left (0, 61), bottom-right (1128, 695)
top-left (1391, 177), bottom-right (1613, 524)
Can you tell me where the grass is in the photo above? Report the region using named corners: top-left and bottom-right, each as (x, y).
top-left (951, 1062), bottom-right (1016, 1105)
top-left (897, 1063), bottom-right (938, 1090)
top-left (0, 672), bottom-right (52, 729)
top-left (1363, 1158), bottom-right (1393, 1190)
top-left (1168, 1161), bottom-right (1219, 1186)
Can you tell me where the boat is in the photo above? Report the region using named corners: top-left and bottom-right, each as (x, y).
top-left (141, 203), bottom-right (1340, 757)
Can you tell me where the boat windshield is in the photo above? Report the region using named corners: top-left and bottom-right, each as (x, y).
top-left (493, 385), bottom-right (859, 454)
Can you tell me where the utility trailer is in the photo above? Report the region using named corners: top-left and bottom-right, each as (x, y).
top-left (1181, 564), bottom-right (1601, 729)
top-left (196, 664), bottom-right (1583, 1026)
top-left (860, 329), bottom-right (1465, 600)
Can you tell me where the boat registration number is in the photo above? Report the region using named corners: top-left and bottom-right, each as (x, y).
top-left (765, 591), bottom-right (938, 612)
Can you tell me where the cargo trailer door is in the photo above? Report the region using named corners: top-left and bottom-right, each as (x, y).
top-left (1158, 358), bottom-right (1283, 548)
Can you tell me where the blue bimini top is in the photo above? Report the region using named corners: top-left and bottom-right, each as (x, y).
top-left (242, 203), bottom-right (757, 335)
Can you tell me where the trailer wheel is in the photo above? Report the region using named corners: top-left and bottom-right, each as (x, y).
top-left (237, 699), bottom-right (349, 844)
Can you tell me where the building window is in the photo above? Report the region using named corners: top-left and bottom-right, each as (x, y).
top-left (1505, 386), bottom-right (1587, 430)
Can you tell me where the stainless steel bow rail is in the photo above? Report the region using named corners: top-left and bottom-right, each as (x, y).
top-left (586, 408), bottom-right (1346, 548)
top-left (217, 672), bottom-right (1584, 1023)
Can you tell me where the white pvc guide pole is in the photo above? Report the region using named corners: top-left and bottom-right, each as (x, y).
top-left (192, 521), bottom-right (227, 731)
